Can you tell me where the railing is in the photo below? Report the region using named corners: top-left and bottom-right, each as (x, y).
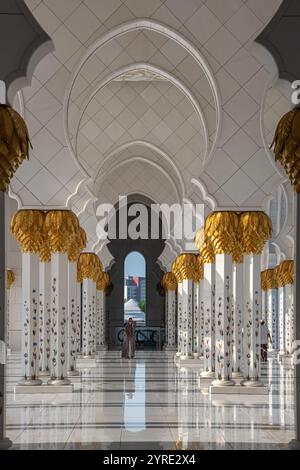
top-left (116, 327), bottom-right (165, 350)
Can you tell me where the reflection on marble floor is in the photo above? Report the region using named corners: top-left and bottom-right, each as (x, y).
top-left (5, 352), bottom-right (295, 450)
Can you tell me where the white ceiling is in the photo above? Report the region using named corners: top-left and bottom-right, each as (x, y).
top-left (9, 0), bottom-right (286, 252)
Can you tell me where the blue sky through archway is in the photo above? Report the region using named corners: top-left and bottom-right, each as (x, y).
top-left (125, 252), bottom-right (145, 277)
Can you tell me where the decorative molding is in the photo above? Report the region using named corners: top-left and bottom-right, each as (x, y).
top-left (63, 19), bottom-right (221, 168)
top-left (73, 63), bottom-right (209, 172)
top-left (0, 0), bottom-right (53, 104)
top-left (114, 68), bottom-right (166, 82)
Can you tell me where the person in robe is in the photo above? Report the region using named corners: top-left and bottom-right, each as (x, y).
top-left (122, 318), bottom-right (136, 359)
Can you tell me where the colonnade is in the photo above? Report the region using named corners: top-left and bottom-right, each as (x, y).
top-left (261, 261), bottom-right (294, 358)
top-left (6, 270), bottom-right (15, 353)
top-left (163, 211), bottom-right (278, 388)
top-left (10, 209), bottom-right (110, 387)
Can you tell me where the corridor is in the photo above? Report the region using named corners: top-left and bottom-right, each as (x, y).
top-left (5, 352), bottom-right (295, 450)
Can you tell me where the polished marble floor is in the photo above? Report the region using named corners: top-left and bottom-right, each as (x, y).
top-left (5, 351), bottom-right (295, 450)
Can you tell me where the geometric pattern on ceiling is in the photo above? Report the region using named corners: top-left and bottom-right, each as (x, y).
top-left (11, 0), bottom-right (284, 239)
top-left (77, 80), bottom-right (205, 195)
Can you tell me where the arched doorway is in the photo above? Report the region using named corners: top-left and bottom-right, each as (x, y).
top-left (124, 251), bottom-right (146, 325)
top-left (106, 195), bottom-right (165, 349)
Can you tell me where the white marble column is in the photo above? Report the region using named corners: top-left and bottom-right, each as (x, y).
top-left (82, 278), bottom-right (97, 357)
top-left (285, 283), bottom-right (294, 356)
top-left (213, 254), bottom-right (234, 386)
top-left (241, 255), bottom-right (263, 387)
top-left (278, 285), bottom-right (286, 356)
top-left (67, 261), bottom-right (79, 376)
top-left (6, 284), bottom-right (11, 353)
top-left (268, 288), bottom-right (276, 352)
top-left (176, 282), bottom-right (183, 357)
top-left (181, 279), bottom-right (194, 360)
top-left (193, 281), bottom-right (200, 358)
top-left (48, 252), bottom-right (70, 385)
top-left (76, 281), bottom-right (82, 356)
top-left (6, 271), bottom-right (15, 353)
top-left (20, 253), bottom-right (42, 385)
top-left (165, 290), bottom-right (177, 350)
top-left (232, 262), bottom-right (243, 378)
top-left (96, 288), bottom-right (107, 351)
top-left (39, 260), bottom-right (51, 376)
top-left (201, 262), bottom-right (215, 378)
top-left (199, 282), bottom-right (205, 358)
top-left (261, 289), bottom-right (268, 323)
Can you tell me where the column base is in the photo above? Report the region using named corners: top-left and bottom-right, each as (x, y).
top-left (177, 358), bottom-right (202, 368)
top-left (0, 438), bottom-right (13, 450)
top-left (212, 379), bottom-right (235, 387)
top-left (200, 370), bottom-right (215, 378)
top-left (164, 345), bottom-right (177, 351)
top-left (39, 369), bottom-right (50, 377)
top-left (210, 384), bottom-right (269, 395)
top-left (180, 355), bottom-right (194, 360)
top-left (240, 378), bottom-right (264, 387)
top-left (278, 350), bottom-right (286, 355)
top-left (67, 369), bottom-right (80, 377)
top-left (15, 384), bottom-right (73, 394)
top-left (47, 378), bottom-right (71, 386)
top-left (18, 378), bottom-right (42, 386)
top-left (278, 354), bottom-right (293, 365)
top-left (232, 371), bottom-right (244, 379)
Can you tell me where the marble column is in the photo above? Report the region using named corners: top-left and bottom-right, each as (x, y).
top-left (201, 261), bottom-right (215, 378)
top-left (44, 210), bottom-right (80, 386)
top-left (82, 278), bottom-right (97, 358)
top-left (266, 268), bottom-right (277, 352)
top-left (96, 272), bottom-right (109, 351)
top-left (239, 211), bottom-right (272, 387)
top-left (278, 285), bottom-right (286, 356)
top-left (162, 273), bottom-right (177, 351)
top-left (6, 270), bottom-right (15, 353)
top-left (285, 282), bottom-right (294, 356)
top-left (48, 252), bottom-right (70, 385)
top-left (232, 262), bottom-right (243, 378)
top-left (199, 284), bottom-right (205, 358)
top-left (11, 210), bottom-right (45, 386)
top-left (213, 253), bottom-right (234, 386)
top-left (67, 260), bottom-right (79, 376)
top-left (176, 282), bottom-right (183, 357)
top-left (0, 193), bottom-right (12, 449)
top-left (76, 280), bottom-right (82, 356)
top-left (193, 281), bottom-right (200, 358)
top-left (261, 285), bottom-right (268, 324)
top-left (204, 211), bottom-right (240, 387)
top-left (294, 194), bottom-right (300, 446)
top-left (172, 254), bottom-right (198, 360)
top-left (39, 259), bottom-right (51, 376)
top-left (181, 278), bottom-right (194, 360)
top-left (242, 254), bottom-right (263, 387)
top-left (21, 252), bottom-right (42, 385)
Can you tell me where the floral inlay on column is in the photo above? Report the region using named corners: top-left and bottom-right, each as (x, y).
top-left (239, 212), bottom-right (272, 387)
top-left (205, 211), bottom-right (239, 386)
top-left (78, 252), bottom-right (103, 358)
top-left (11, 210), bottom-right (45, 386)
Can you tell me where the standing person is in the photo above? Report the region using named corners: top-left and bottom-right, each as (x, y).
top-left (260, 320), bottom-right (272, 361)
top-left (122, 318), bottom-right (136, 359)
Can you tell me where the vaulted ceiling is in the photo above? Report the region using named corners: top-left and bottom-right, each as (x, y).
top-left (9, 0), bottom-right (290, 260)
